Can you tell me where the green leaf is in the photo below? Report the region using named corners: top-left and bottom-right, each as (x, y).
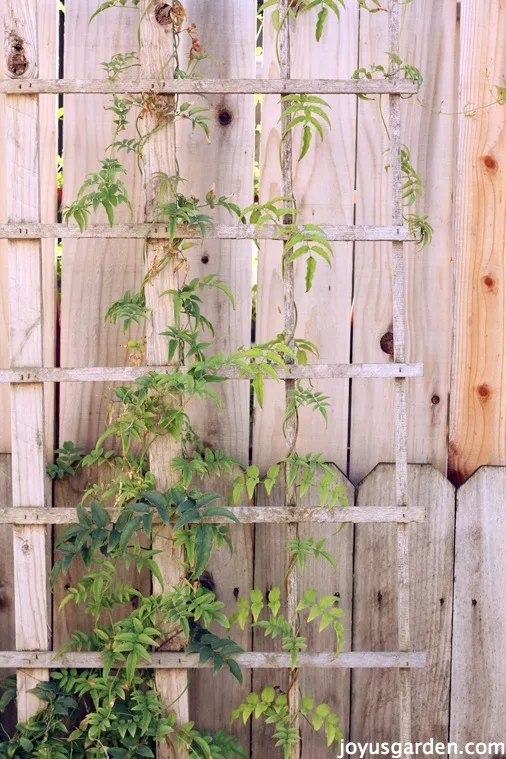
top-left (305, 256), bottom-right (317, 292)
top-left (227, 658), bottom-right (243, 684)
top-left (316, 7), bottom-right (328, 40)
top-left (253, 372), bottom-right (264, 407)
top-left (193, 524), bottom-right (214, 578)
top-left (299, 125), bottom-right (312, 161)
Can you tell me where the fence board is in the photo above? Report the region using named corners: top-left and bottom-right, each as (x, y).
top-left (55, 0), bottom-right (145, 660)
top-left (5, 0), bottom-right (49, 720)
top-left (349, 0), bottom-right (457, 484)
top-left (174, 0), bottom-right (255, 742)
top-left (448, 0), bottom-right (506, 485)
top-left (451, 467), bottom-right (506, 745)
top-left (253, 6), bottom-right (359, 754)
top-left (351, 464), bottom-right (455, 752)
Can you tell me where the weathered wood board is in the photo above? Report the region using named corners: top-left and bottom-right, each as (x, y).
top-left (55, 0), bottom-right (146, 655)
top-left (449, 0), bottom-right (506, 484)
top-left (451, 467), bottom-right (506, 746)
top-left (252, 5), bottom-right (358, 754)
top-left (349, 0), bottom-right (457, 484)
top-left (351, 464), bottom-right (455, 750)
top-left (178, 1), bottom-right (255, 745)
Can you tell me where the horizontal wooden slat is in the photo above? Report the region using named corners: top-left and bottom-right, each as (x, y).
top-left (0, 223), bottom-right (411, 242)
top-left (0, 78), bottom-right (418, 95)
top-left (0, 651), bottom-right (427, 669)
top-left (0, 364), bottom-right (424, 383)
top-left (0, 506), bottom-right (426, 525)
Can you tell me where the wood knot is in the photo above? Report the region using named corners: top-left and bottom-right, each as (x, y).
top-left (481, 154), bottom-right (498, 173)
top-left (154, 3), bottom-right (173, 25)
top-left (482, 274), bottom-right (497, 292)
top-left (377, 590), bottom-right (383, 604)
top-left (201, 254), bottom-right (209, 264)
top-left (217, 108), bottom-right (233, 126)
top-left (380, 331), bottom-right (394, 357)
top-left (477, 383), bottom-right (491, 401)
top-left (472, 598), bottom-right (477, 606)
top-left (431, 394), bottom-right (440, 405)
top-left (7, 33), bottom-right (28, 76)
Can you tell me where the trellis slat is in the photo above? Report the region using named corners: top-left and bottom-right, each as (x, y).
top-left (0, 222), bottom-right (411, 241)
top-left (0, 651), bottom-right (426, 669)
top-left (0, 78), bottom-right (418, 95)
top-left (0, 364), bottom-right (424, 382)
top-left (0, 506), bottom-right (426, 525)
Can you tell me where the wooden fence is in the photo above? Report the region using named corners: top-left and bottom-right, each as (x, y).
top-left (0, 0), bottom-right (505, 756)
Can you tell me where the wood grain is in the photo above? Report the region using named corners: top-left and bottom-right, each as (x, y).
top-left (349, 0), bottom-right (457, 483)
top-left (448, 0), bottom-right (506, 485)
top-left (0, 222), bottom-right (412, 241)
top-left (0, 650), bottom-right (426, 669)
top-left (0, 78), bottom-right (418, 95)
top-left (0, 363), bottom-right (424, 382)
top-left (451, 467), bottom-right (506, 745)
top-left (5, 0), bottom-right (49, 720)
top-left (174, 0), bottom-right (255, 742)
top-left (253, 4), bottom-right (359, 755)
top-left (138, 1), bottom-right (188, 746)
top-left (0, 505), bottom-right (426, 525)
top-left (351, 465), bottom-right (455, 753)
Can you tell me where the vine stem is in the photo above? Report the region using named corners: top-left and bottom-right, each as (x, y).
top-left (278, 3), bottom-right (300, 757)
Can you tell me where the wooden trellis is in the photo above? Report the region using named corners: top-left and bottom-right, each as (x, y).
top-left (1, 0), bottom-right (424, 754)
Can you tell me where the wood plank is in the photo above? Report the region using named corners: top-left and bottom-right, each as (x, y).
top-left (0, 0), bottom-right (10, 454)
top-left (174, 0), bottom-right (255, 742)
top-left (0, 222), bottom-right (412, 241)
top-left (139, 2), bottom-right (188, 748)
top-left (0, 363), bottom-right (425, 382)
top-left (351, 464), bottom-right (455, 752)
top-left (349, 0), bottom-right (457, 483)
top-left (448, 0), bottom-right (506, 484)
top-left (0, 505), bottom-right (427, 525)
top-left (253, 4), bottom-right (359, 755)
top-left (0, 78), bottom-right (419, 95)
top-left (0, 455), bottom-right (15, 733)
top-left (5, 0), bottom-right (49, 720)
top-left (0, 650), bottom-right (427, 669)
top-left (55, 0), bottom-right (146, 683)
top-left (451, 467), bottom-right (506, 745)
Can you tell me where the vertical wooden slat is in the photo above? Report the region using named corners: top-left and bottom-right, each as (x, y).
top-left (177, 1), bottom-right (255, 745)
top-left (253, 5), bottom-right (358, 755)
top-left (139, 3), bottom-right (188, 752)
top-left (451, 467), bottom-right (506, 745)
top-left (351, 0), bottom-right (457, 747)
top-left (352, 465), bottom-right (455, 751)
top-left (449, 0), bottom-right (506, 485)
top-left (349, 1), bottom-right (457, 484)
top-left (387, 0), bottom-right (412, 745)
top-left (55, 0), bottom-right (144, 648)
top-left (4, 0), bottom-right (49, 719)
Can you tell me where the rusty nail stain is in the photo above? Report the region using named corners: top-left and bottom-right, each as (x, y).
top-left (380, 331), bottom-right (394, 357)
top-left (431, 395), bottom-right (440, 405)
top-left (482, 154), bottom-right (498, 173)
